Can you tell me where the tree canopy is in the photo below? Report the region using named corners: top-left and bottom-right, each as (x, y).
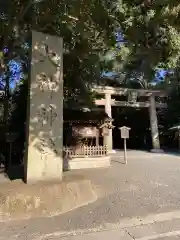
top-left (0, 0), bottom-right (119, 109)
top-left (0, 0), bottom-right (180, 121)
top-left (112, 0), bottom-right (180, 74)
top-left (1, 0), bottom-right (180, 87)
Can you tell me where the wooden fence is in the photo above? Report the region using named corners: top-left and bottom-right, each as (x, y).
top-left (63, 145), bottom-right (108, 158)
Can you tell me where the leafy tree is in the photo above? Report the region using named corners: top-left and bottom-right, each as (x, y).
top-left (1, 0), bottom-right (118, 111)
top-left (0, 0), bottom-right (119, 167)
top-left (1, 0), bottom-right (180, 128)
top-left (110, 0), bottom-right (180, 86)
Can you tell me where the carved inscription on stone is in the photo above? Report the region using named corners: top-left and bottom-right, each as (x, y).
top-left (26, 31), bottom-right (63, 182)
top-left (49, 137), bottom-right (58, 154)
top-left (39, 137), bottom-right (58, 161)
top-left (39, 138), bottom-right (47, 163)
top-left (38, 105), bottom-right (57, 127)
top-left (36, 73), bottom-right (58, 92)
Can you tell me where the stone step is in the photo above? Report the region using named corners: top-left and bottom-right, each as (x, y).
top-left (0, 173), bottom-right (97, 222)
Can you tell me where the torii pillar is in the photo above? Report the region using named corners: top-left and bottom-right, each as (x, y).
top-left (149, 94), bottom-right (163, 153)
top-left (104, 93), bottom-right (113, 152)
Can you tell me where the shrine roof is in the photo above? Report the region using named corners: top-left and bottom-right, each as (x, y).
top-left (63, 109), bottom-right (111, 123)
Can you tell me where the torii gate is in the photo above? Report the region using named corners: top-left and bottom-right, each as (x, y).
top-left (92, 86), bottom-right (167, 153)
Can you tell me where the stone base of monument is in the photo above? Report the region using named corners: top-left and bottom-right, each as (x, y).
top-left (108, 149), bottom-right (116, 154)
top-left (150, 148), bottom-right (164, 153)
top-left (0, 174), bottom-right (97, 222)
top-left (63, 156), bottom-right (111, 171)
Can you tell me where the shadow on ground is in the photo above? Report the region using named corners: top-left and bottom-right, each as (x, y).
top-left (6, 165), bottom-right (24, 181)
top-left (0, 165), bottom-right (24, 182)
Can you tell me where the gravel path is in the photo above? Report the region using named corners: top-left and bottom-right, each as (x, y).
top-left (1, 150), bottom-right (180, 239)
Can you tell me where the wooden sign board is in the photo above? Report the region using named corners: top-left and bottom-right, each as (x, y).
top-left (128, 91), bottom-right (138, 103)
top-left (72, 126), bottom-right (98, 137)
top-left (5, 132), bottom-right (19, 143)
top-left (119, 126), bottom-right (131, 139)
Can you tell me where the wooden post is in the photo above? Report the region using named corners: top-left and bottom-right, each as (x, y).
top-left (9, 142), bottom-right (12, 169)
top-left (124, 138), bottom-right (127, 164)
top-left (119, 126), bottom-right (131, 164)
top-left (96, 134), bottom-right (99, 146)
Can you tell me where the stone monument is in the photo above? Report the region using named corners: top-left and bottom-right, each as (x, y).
top-left (24, 31), bottom-right (63, 183)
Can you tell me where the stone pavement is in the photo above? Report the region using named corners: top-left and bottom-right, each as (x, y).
top-left (30, 216), bottom-right (180, 239)
top-left (1, 150), bottom-right (180, 240)
top-left (2, 215), bottom-right (180, 240)
top-left (42, 221), bottom-right (180, 240)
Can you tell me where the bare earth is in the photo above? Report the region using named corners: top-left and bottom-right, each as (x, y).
top-left (1, 150), bottom-right (180, 239)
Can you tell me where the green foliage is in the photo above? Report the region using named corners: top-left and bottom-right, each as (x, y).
top-left (113, 0), bottom-right (180, 85)
top-left (33, 0), bottom-right (117, 107)
top-left (1, 0), bottom-right (180, 119)
top-left (1, 0), bottom-right (118, 109)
